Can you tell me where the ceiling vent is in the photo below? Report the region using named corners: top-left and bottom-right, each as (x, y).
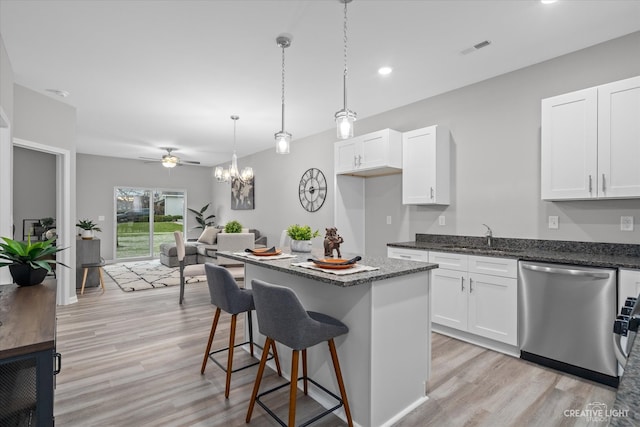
top-left (460, 40), bottom-right (492, 55)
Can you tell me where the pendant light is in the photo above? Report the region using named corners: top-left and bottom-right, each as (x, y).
top-left (335, 0), bottom-right (356, 140)
top-left (275, 35), bottom-right (292, 154)
top-left (214, 115), bottom-right (253, 183)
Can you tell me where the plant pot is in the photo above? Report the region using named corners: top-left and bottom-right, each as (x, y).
top-left (81, 230), bottom-right (94, 240)
top-left (290, 240), bottom-right (312, 253)
top-left (9, 264), bottom-right (48, 286)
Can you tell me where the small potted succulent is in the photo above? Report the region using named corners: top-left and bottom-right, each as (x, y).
top-left (76, 219), bottom-right (102, 240)
top-left (286, 224), bottom-right (320, 252)
top-left (0, 236), bottom-right (69, 286)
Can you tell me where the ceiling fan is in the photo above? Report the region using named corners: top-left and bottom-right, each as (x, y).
top-left (139, 147), bottom-right (201, 168)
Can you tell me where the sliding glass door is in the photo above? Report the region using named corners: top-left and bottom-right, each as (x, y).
top-left (115, 187), bottom-right (185, 260)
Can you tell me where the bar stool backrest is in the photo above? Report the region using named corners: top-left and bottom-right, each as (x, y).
top-left (204, 263), bottom-right (254, 315)
top-left (173, 231), bottom-right (186, 261)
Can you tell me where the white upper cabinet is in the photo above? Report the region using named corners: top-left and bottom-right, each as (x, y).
top-left (334, 129), bottom-right (402, 177)
top-left (541, 76), bottom-right (640, 200)
top-left (402, 125), bottom-right (450, 205)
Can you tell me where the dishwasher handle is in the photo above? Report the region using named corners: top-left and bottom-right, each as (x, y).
top-left (520, 263), bottom-right (611, 280)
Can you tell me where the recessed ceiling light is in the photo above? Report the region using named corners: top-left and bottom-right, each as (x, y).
top-left (541, 0), bottom-right (558, 4)
top-left (45, 89), bottom-right (70, 98)
top-left (378, 67), bottom-right (393, 76)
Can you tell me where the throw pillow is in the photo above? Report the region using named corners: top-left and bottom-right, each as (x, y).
top-left (197, 226), bottom-right (219, 245)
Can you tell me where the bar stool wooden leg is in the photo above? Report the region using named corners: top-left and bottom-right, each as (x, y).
top-left (201, 308), bottom-right (221, 374)
top-left (247, 310), bottom-right (254, 357)
top-left (271, 340), bottom-right (282, 376)
top-left (246, 337), bottom-right (273, 423)
top-left (225, 314), bottom-right (238, 398)
top-left (80, 268), bottom-right (89, 295)
top-left (302, 349), bottom-right (308, 395)
top-left (328, 339), bottom-right (353, 427)
top-left (289, 350), bottom-right (299, 427)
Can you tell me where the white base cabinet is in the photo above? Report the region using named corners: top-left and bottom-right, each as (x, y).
top-left (402, 125), bottom-right (450, 205)
top-left (619, 269), bottom-right (640, 310)
top-left (541, 75), bottom-right (640, 200)
top-left (429, 252), bottom-right (518, 346)
top-left (387, 247), bottom-right (429, 262)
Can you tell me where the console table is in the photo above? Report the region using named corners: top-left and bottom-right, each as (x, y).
top-left (0, 279), bottom-right (58, 426)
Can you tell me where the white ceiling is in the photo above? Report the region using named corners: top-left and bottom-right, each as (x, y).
top-left (1, 0), bottom-right (639, 167)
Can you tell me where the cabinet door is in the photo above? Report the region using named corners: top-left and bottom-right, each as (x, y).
top-left (467, 273), bottom-right (517, 345)
top-left (335, 138), bottom-right (361, 174)
top-left (598, 76), bottom-right (640, 199)
top-left (402, 126), bottom-right (449, 205)
top-left (387, 247), bottom-right (429, 262)
top-left (431, 269), bottom-right (468, 330)
top-left (541, 88), bottom-right (598, 200)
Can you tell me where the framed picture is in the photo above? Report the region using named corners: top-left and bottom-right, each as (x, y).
top-left (22, 219), bottom-right (43, 241)
top-left (231, 176), bottom-right (254, 210)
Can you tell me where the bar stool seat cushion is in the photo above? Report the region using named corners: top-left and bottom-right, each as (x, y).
top-left (252, 280), bottom-right (348, 350)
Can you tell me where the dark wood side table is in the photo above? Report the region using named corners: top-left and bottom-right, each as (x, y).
top-left (0, 279), bottom-right (58, 426)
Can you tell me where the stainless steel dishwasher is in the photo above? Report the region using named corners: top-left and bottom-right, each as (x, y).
top-left (518, 261), bottom-right (618, 387)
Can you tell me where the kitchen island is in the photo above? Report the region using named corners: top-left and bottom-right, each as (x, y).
top-left (217, 250), bottom-right (438, 427)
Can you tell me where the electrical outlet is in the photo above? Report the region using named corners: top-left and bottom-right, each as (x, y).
top-left (621, 216), bottom-right (634, 231)
top-left (438, 215), bottom-right (446, 226)
top-left (548, 216), bottom-right (559, 229)
top-left (386, 215), bottom-right (392, 225)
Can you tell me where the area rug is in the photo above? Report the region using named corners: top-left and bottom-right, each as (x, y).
top-left (102, 259), bottom-right (207, 292)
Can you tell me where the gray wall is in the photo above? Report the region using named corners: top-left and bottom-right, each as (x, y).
top-left (0, 34), bottom-right (14, 285)
top-left (76, 153), bottom-right (216, 260)
top-left (212, 32), bottom-right (640, 258)
top-left (13, 146), bottom-right (56, 240)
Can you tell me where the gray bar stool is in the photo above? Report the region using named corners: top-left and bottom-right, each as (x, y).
top-left (201, 263), bottom-right (281, 399)
top-left (246, 279), bottom-right (353, 427)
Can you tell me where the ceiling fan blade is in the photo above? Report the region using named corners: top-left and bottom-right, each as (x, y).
top-left (139, 157), bottom-right (160, 162)
top-left (181, 160), bottom-right (201, 165)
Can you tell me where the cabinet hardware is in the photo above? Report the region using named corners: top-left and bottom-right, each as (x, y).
top-left (54, 352), bottom-right (62, 375)
top-left (461, 277), bottom-right (465, 291)
top-left (430, 187), bottom-right (434, 199)
top-left (400, 255), bottom-right (411, 259)
top-left (602, 173), bottom-right (606, 193)
top-left (469, 278), bottom-right (473, 293)
top-left (588, 175), bottom-right (593, 193)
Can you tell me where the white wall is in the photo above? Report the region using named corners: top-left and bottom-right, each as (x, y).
top-left (211, 32), bottom-right (640, 258)
top-left (76, 153), bottom-right (216, 260)
top-left (0, 34), bottom-right (14, 285)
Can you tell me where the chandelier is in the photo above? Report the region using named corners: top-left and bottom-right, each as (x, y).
top-left (214, 115), bottom-right (254, 183)
top-left (334, 0), bottom-right (356, 140)
top-left (275, 35), bottom-right (292, 154)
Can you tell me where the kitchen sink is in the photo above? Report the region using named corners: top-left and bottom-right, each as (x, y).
top-left (438, 245), bottom-right (519, 255)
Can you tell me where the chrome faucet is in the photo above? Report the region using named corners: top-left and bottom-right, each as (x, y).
top-left (482, 224), bottom-right (493, 247)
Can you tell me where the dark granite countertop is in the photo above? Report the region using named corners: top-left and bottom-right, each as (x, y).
top-left (217, 249), bottom-right (437, 288)
top-left (610, 332), bottom-right (640, 426)
top-left (388, 234), bottom-right (640, 269)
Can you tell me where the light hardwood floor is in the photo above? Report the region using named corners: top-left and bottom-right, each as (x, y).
top-left (55, 273), bottom-right (616, 426)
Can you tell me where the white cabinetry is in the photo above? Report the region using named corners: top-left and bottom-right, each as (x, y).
top-left (429, 251), bottom-right (518, 346)
top-left (619, 269), bottom-right (640, 310)
top-left (335, 129), bottom-right (402, 177)
top-left (387, 247), bottom-right (429, 262)
top-left (402, 125), bottom-right (450, 205)
top-left (541, 75), bottom-right (640, 200)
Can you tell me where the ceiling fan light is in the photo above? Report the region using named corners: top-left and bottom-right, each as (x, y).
top-left (162, 157), bottom-right (178, 168)
top-left (275, 131), bottom-right (291, 154)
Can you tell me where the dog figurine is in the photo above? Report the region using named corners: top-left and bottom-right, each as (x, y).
top-left (324, 227), bottom-right (344, 258)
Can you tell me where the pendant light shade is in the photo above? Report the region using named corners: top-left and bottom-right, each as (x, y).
top-left (335, 0), bottom-right (356, 140)
top-left (215, 115), bottom-right (253, 183)
top-left (275, 35), bottom-right (292, 154)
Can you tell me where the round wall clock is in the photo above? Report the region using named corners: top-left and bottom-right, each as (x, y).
top-left (298, 168), bottom-right (327, 212)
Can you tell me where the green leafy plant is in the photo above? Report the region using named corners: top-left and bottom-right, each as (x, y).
top-left (76, 219), bottom-right (102, 232)
top-left (224, 220), bottom-right (243, 233)
top-left (286, 224), bottom-right (320, 241)
top-left (0, 236), bottom-right (69, 273)
top-left (40, 217), bottom-right (55, 229)
top-left (188, 203), bottom-right (216, 230)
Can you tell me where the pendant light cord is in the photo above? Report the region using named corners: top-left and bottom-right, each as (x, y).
top-left (342, 0), bottom-right (349, 109)
top-left (281, 43), bottom-right (286, 132)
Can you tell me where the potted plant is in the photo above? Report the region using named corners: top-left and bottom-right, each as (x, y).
top-left (0, 236), bottom-right (69, 286)
top-left (76, 219), bottom-right (102, 240)
top-left (188, 203), bottom-right (216, 230)
top-left (287, 224), bottom-right (319, 252)
top-left (224, 220), bottom-right (243, 233)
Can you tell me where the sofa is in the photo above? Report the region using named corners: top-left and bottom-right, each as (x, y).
top-left (160, 227), bottom-right (267, 267)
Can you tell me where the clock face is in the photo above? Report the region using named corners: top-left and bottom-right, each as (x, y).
top-left (298, 168), bottom-right (327, 212)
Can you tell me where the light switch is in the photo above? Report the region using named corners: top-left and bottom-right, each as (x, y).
top-left (98, 215), bottom-right (105, 221)
top-left (548, 216), bottom-right (559, 229)
top-left (438, 216), bottom-right (446, 226)
top-left (386, 216), bottom-right (392, 225)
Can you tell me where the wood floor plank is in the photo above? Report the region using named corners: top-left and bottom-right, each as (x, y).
top-left (54, 275), bottom-right (616, 426)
